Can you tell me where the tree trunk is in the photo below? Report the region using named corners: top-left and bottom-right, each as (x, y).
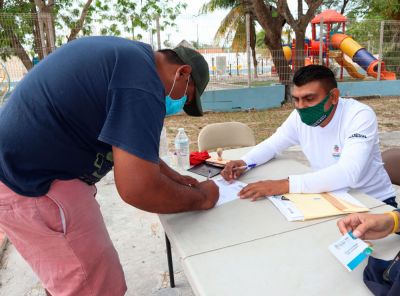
top-left (0, 18), bottom-right (33, 70)
top-left (67, 0), bottom-right (93, 42)
top-left (264, 30), bottom-right (291, 86)
top-left (294, 29), bottom-right (305, 70)
top-left (284, 84), bottom-right (292, 104)
top-left (250, 18), bottom-right (258, 78)
top-left (248, 0), bottom-right (289, 83)
top-left (247, 0), bottom-right (290, 101)
top-left (277, 0), bottom-right (323, 73)
top-left (30, 1), bottom-right (44, 60)
top-left (251, 47), bottom-right (258, 78)
top-left (9, 32), bottom-right (33, 70)
top-left (269, 43), bottom-right (291, 85)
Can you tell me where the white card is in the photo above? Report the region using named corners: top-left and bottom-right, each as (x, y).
top-left (213, 178), bottom-right (246, 207)
top-left (329, 232), bottom-right (373, 271)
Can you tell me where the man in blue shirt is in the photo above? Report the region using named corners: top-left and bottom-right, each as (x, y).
top-left (0, 36), bottom-right (218, 295)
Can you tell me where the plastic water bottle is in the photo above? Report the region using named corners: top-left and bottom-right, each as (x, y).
top-left (159, 126), bottom-right (169, 164)
top-left (174, 128), bottom-right (190, 170)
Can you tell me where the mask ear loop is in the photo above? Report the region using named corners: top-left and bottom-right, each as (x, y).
top-left (167, 72), bottom-right (178, 97)
top-left (183, 76), bottom-right (190, 96)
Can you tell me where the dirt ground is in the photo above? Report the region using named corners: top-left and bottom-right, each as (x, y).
top-left (164, 96), bottom-right (400, 152)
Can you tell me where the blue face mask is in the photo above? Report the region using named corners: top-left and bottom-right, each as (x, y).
top-left (165, 74), bottom-right (190, 116)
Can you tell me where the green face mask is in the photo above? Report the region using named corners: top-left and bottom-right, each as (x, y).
top-left (296, 92), bottom-right (334, 127)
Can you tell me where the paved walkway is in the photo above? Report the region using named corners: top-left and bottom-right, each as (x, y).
top-left (0, 132), bottom-right (399, 296)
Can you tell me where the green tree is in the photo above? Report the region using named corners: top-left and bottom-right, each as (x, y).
top-left (319, 0), bottom-right (353, 15)
top-left (339, 0), bottom-right (400, 19)
top-left (255, 30), bottom-right (266, 48)
top-left (200, 0), bottom-right (259, 78)
top-left (278, 0), bottom-right (323, 70)
top-left (247, 0), bottom-right (290, 88)
top-left (0, 0), bottom-right (186, 70)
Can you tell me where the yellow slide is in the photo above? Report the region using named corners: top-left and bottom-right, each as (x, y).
top-left (329, 51), bottom-right (365, 79)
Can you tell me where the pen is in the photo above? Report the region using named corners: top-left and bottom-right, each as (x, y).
top-left (232, 163), bottom-right (257, 171)
top-left (207, 169), bottom-right (212, 180)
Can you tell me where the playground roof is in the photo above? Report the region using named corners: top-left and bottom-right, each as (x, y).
top-left (311, 10), bottom-right (347, 24)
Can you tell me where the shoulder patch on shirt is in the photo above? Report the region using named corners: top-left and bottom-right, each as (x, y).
top-left (348, 133), bottom-right (367, 139)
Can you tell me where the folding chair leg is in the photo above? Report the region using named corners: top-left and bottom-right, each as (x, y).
top-left (165, 233), bottom-right (175, 288)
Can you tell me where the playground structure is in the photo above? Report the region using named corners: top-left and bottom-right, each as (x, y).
top-left (0, 63), bottom-right (10, 104)
top-left (283, 10), bottom-right (396, 80)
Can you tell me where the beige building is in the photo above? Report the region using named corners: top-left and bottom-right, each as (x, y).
top-left (1, 56), bottom-right (27, 82)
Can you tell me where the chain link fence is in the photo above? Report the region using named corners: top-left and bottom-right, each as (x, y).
top-left (1, 12), bottom-right (400, 104)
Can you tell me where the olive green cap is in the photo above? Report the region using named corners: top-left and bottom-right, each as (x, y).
top-left (171, 46), bottom-right (209, 116)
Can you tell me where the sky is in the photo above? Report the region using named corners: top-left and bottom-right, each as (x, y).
top-left (163, 0), bottom-right (300, 47)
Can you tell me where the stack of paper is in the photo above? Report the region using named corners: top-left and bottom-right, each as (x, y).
top-left (269, 191), bottom-right (369, 221)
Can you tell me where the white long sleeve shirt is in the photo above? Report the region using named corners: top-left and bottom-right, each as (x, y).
top-left (241, 98), bottom-right (395, 201)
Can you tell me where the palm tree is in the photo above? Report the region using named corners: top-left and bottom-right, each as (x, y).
top-left (200, 0), bottom-right (259, 78)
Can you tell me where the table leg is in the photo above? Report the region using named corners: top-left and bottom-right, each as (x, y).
top-left (165, 233), bottom-right (175, 288)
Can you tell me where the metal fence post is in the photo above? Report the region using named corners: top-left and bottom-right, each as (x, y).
top-left (149, 29), bottom-right (154, 49)
top-left (44, 13), bottom-right (55, 52)
top-left (319, 17), bottom-right (324, 65)
top-left (377, 21), bottom-right (384, 81)
top-left (37, 13), bottom-right (47, 57)
top-left (246, 13), bottom-right (251, 87)
top-left (155, 15), bottom-right (161, 50)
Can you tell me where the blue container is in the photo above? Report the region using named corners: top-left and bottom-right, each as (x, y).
top-left (32, 56), bottom-right (40, 66)
top-left (352, 49), bottom-right (376, 71)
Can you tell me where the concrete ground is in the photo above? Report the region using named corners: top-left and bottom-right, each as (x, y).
top-left (0, 131), bottom-right (399, 296)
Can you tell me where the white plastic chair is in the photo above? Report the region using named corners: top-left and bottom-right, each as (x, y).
top-left (382, 148), bottom-right (400, 186)
top-left (197, 122), bottom-right (256, 151)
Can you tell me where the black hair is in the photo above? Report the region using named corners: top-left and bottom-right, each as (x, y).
top-left (293, 65), bottom-right (337, 92)
top-left (158, 49), bottom-right (185, 65)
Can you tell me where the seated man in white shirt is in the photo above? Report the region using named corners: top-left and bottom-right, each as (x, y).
top-left (221, 65), bottom-right (396, 207)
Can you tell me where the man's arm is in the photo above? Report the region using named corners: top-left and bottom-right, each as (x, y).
top-left (222, 111), bottom-right (300, 182)
top-left (113, 146), bottom-right (218, 213)
top-left (337, 212), bottom-right (400, 240)
top-left (241, 110), bottom-right (300, 166)
top-left (159, 158), bottom-right (198, 186)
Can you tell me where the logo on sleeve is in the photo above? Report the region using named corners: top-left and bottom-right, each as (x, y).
top-left (332, 144), bottom-right (341, 158)
top-left (348, 133), bottom-right (367, 139)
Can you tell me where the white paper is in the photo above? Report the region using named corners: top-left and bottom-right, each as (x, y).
top-left (268, 195), bottom-right (304, 221)
top-left (330, 190), bottom-right (367, 208)
top-left (213, 179), bottom-right (247, 207)
top-left (329, 232), bottom-right (373, 271)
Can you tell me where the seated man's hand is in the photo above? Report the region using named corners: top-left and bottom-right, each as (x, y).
top-left (238, 179), bottom-right (289, 201)
top-left (196, 180), bottom-right (219, 209)
top-left (221, 160), bottom-right (247, 181)
top-left (337, 213), bottom-right (396, 240)
top-left (174, 174), bottom-right (199, 187)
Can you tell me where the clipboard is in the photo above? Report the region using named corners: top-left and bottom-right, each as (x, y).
top-left (187, 163), bottom-right (223, 178)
